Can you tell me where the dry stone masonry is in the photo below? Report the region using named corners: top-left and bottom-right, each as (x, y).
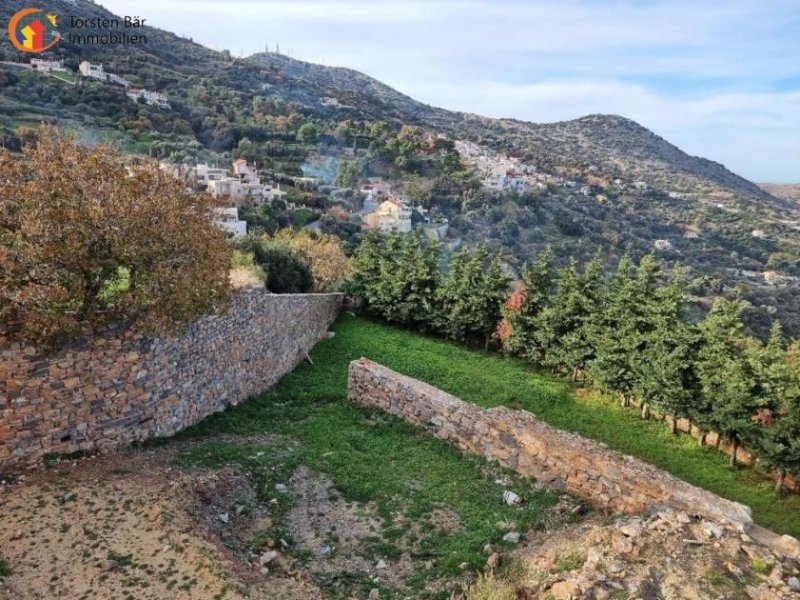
top-left (348, 359), bottom-right (754, 527)
top-left (0, 290), bottom-right (342, 470)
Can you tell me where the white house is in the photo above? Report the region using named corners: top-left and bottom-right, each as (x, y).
top-left (364, 198), bottom-right (412, 233)
top-left (654, 239), bottom-right (673, 251)
top-left (232, 159), bottom-right (258, 183)
top-left (215, 207), bottom-right (247, 237)
top-left (107, 73), bottom-right (130, 88)
top-left (126, 88), bottom-right (170, 109)
top-left (79, 61), bottom-right (107, 81)
top-left (30, 59), bottom-right (66, 72)
top-left (264, 183), bottom-right (287, 202)
top-left (208, 177), bottom-right (243, 199)
top-left (195, 164), bottom-right (228, 187)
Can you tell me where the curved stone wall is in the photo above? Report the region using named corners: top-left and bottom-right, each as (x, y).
top-left (0, 290), bottom-right (342, 470)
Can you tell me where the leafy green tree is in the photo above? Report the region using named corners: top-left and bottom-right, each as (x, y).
top-left (437, 246), bottom-right (511, 348)
top-left (499, 249), bottom-right (552, 359)
top-left (335, 159), bottom-right (363, 189)
top-left (378, 233), bottom-right (439, 330)
top-left (538, 255), bottom-right (604, 379)
top-left (588, 252), bottom-right (641, 405)
top-left (235, 236), bottom-right (313, 293)
top-left (633, 277), bottom-right (700, 429)
top-left (296, 122), bottom-right (319, 144)
top-left (747, 324), bottom-right (800, 490)
top-left (349, 231), bottom-right (383, 312)
top-left (760, 340), bottom-right (800, 490)
top-left (696, 299), bottom-right (764, 466)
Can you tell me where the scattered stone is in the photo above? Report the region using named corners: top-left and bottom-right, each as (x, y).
top-left (275, 483), bottom-right (288, 494)
top-left (776, 535), bottom-right (800, 558)
top-left (483, 543), bottom-right (494, 555)
top-left (745, 584), bottom-right (771, 599)
top-left (376, 559), bottom-right (387, 570)
top-left (327, 331), bottom-right (336, 338)
top-left (218, 512), bottom-right (230, 524)
top-left (725, 561), bottom-right (744, 578)
top-left (320, 545), bottom-right (333, 556)
top-left (550, 579), bottom-right (580, 600)
top-left (703, 522), bottom-right (724, 539)
top-left (60, 490), bottom-right (77, 504)
top-left (592, 586), bottom-right (611, 600)
top-left (486, 552), bottom-right (499, 570)
top-left (458, 561), bottom-right (469, 570)
top-left (619, 522), bottom-right (643, 538)
top-left (235, 504), bottom-right (246, 516)
top-left (260, 550), bottom-right (279, 566)
top-left (788, 577), bottom-right (800, 592)
top-left (502, 531), bottom-right (520, 544)
top-left (502, 490), bottom-right (522, 505)
top-left (9, 531), bottom-right (23, 541)
top-left (368, 589), bottom-right (380, 600)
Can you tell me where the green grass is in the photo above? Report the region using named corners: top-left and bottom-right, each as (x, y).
top-left (0, 557), bottom-right (11, 578)
top-left (181, 315), bottom-right (800, 540)
top-left (176, 318), bottom-right (570, 598)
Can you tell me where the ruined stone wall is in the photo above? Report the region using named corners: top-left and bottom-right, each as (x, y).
top-left (348, 359), bottom-right (753, 526)
top-left (0, 291), bottom-right (342, 470)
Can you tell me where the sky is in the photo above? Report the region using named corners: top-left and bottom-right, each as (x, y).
top-left (98, 0), bottom-right (800, 183)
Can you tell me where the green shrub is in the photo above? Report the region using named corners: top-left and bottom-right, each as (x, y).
top-left (234, 236), bottom-right (312, 293)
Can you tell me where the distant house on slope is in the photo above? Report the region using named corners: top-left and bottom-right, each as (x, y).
top-left (653, 239), bottom-right (673, 251)
top-left (79, 61), bottom-right (107, 81)
top-left (126, 88), bottom-right (170, 109)
top-left (30, 59), bottom-right (66, 72)
top-left (215, 207), bottom-right (247, 237)
top-left (364, 198), bottom-right (412, 233)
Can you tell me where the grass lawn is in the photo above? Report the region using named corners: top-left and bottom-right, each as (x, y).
top-left (182, 315), bottom-right (800, 541)
top-left (174, 317), bottom-right (575, 598)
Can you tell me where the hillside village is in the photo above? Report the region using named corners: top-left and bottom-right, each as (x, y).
top-left (26, 56), bottom-right (170, 107)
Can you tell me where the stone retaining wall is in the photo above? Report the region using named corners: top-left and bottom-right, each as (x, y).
top-left (348, 358), bottom-right (753, 526)
top-left (0, 290), bottom-right (342, 470)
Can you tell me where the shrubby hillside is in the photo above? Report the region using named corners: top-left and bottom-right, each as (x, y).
top-left (2, 0), bottom-right (799, 335)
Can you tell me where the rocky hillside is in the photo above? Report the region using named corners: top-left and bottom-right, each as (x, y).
top-left (252, 53), bottom-right (785, 208)
top-left (0, 0), bottom-right (788, 207)
top-left (506, 509), bottom-right (800, 600)
top-left (760, 183), bottom-right (800, 205)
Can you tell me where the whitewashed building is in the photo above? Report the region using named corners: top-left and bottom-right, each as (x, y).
top-left (31, 59), bottom-right (66, 72)
top-left (78, 61), bottom-right (107, 81)
top-left (364, 199), bottom-right (413, 233)
top-left (215, 207), bottom-right (247, 237)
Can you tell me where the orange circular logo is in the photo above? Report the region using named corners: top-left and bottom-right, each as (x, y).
top-left (8, 7), bottom-right (61, 53)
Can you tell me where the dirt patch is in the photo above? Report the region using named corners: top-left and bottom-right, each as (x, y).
top-left (425, 506), bottom-right (464, 535)
top-left (285, 465), bottom-right (416, 589)
top-left (0, 442), bottom-right (321, 600)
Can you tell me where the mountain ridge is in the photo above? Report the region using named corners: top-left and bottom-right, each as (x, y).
top-left (250, 51), bottom-right (783, 207)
